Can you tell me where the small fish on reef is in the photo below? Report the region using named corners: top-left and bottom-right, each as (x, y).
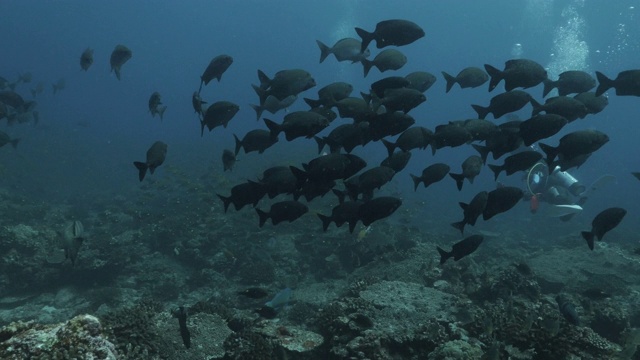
top-left (148, 92), bottom-right (167, 120)
top-left (581, 207), bottom-right (627, 250)
top-left (222, 149), bottom-right (236, 172)
top-left (133, 141), bottom-right (167, 181)
top-left (437, 234), bottom-right (484, 265)
top-left (171, 307), bottom-right (191, 349)
top-left (62, 220), bottom-right (84, 266)
top-left (80, 48), bottom-right (94, 71)
top-left (110, 44), bottom-right (132, 80)
top-left (238, 287), bottom-right (269, 299)
top-left (556, 294), bottom-right (580, 326)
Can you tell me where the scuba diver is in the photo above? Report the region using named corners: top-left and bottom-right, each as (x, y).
top-left (524, 161), bottom-right (587, 219)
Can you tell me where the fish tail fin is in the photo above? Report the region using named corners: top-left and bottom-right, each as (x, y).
top-left (317, 213), bottom-right (332, 232)
top-left (257, 69), bottom-right (271, 89)
top-left (250, 104), bottom-right (263, 121)
top-left (410, 174), bottom-right (422, 191)
top-left (449, 172), bottom-right (465, 191)
top-left (360, 91), bottom-right (372, 105)
top-left (348, 221), bottom-right (357, 234)
top-left (314, 136), bottom-right (326, 154)
top-left (595, 71), bottom-right (613, 97)
top-left (472, 144), bottom-right (489, 164)
top-left (488, 164), bottom-right (502, 181)
top-left (332, 188), bottom-right (346, 204)
top-left (233, 134), bottom-right (243, 156)
top-left (256, 208), bottom-right (269, 227)
top-left (362, 59), bottom-right (373, 77)
top-left (355, 27), bottom-right (373, 53)
top-left (581, 231), bottom-right (595, 250)
top-left (114, 67), bottom-right (121, 81)
top-left (198, 80), bottom-right (203, 94)
top-left (436, 246), bottom-right (451, 265)
top-left (217, 194), bottom-right (232, 213)
top-left (289, 166), bottom-right (308, 187)
top-left (530, 98), bottom-right (543, 116)
top-left (10, 138), bottom-right (20, 149)
top-left (484, 64), bottom-right (502, 92)
top-left (263, 118), bottom-right (281, 137)
top-left (442, 71), bottom-right (456, 93)
top-left (381, 138), bottom-right (396, 157)
top-left (316, 40), bottom-right (331, 63)
top-left (471, 104), bottom-right (490, 119)
top-left (303, 97), bottom-right (322, 109)
top-left (542, 78), bottom-right (556, 97)
top-left (200, 119), bottom-right (205, 137)
top-left (158, 106), bottom-right (167, 121)
top-left (538, 143), bottom-right (558, 167)
top-left (133, 161), bottom-right (148, 182)
top-left (450, 220), bottom-right (465, 234)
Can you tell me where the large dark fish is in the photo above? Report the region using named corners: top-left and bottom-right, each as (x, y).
top-left (380, 151), bottom-right (412, 173)
top-left (234, 129), bottom-right (278, 155)
top-left (581, 207), bottom-right (626, 250)
top-left (451, 191), bottom-right (488, 234)
top-left (358, 196), bottom-right (402, 227)
top-left (315, 122), bottom-right (369, 154)
top-left (317, 200), bottom-right (363, 233)
top-left (200, 55), bottom-right (233, 91)
top-left (539, 129), bottom-right (609, 167)
top-left (217, 181), bottom-right (266, 212)
top-left (410, 163), bottom-right (450, 191)
top-left (530, 96), bottom-right (588, 122)
top-left (290, 153), bottom-right (367, 185)
top-left (573, 92), bottom-right (608, 115)
top-left (251, 95), bottom-right (297, 120)
top-left (471, 90), bottom-right (532, 119)
top-left (200, 101), bottom-right (240, 136)
top-left (518, 114), bottom-right (568, 147)
top-left (304, 82), bottom-right (353, 109)
top-left (595, 70), bottom-right (640, 97)
top-left (264, 111), bottom-right (329, 141)
top-left (437, 235), bottom-right (484, 265)
top-left (254, 69), bottom-right (316, 105)
top-left (483, 186), bottom-right (523, 221)
top-left (345, 166), bottom-right (396, 201)
top-left (356, 19), bottom-right (425, 52)
top-left (0, 90), bottom-right (25, 110)
top-left (485, 59), bottom-right (547, 92)
top-left (405, 71), bottom-right (437, 93)
top-left (543, 70), bottom-right (595, 97)
top-left (369, 76), bottom-right (410, 98)
top-left (381, 126), bottom-right (432, 156)
top-left (488, 150), bottom-right (542, 180)
top-left (372, 87), bottom-right (426, 114)
top-left (449, 155), bottom-right (483, 191)
top-left (367, 112), bottom-right (415, 141)
top-left (133, 141), bottom-right (167, 182)
top-left (361, 49), bottom-right (407, 77)
top-left (80, 48), bottom-right (94, 71)
top-left (442, 67), bottom-right (488, 93)
top-left (430, 123), bottom-right (473, 155)
top-left (256, 200), bottom-right (308, 227)
top-left (460, 119), bottom-right (499, 142)
top-left (259, 166), bottom-right (298, 199)
top-left (316, 38), bottom-right (369, 63)
top-left (110, 44), bottom-right (132, 80)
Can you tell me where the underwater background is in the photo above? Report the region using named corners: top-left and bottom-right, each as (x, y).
top-left (1, 1), bottom-right (640, 359)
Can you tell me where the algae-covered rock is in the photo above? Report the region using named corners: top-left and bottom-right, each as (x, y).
top-left (428, 339), bottom-right (483, 359)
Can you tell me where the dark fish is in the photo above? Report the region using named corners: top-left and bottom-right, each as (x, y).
top-left (255, 305), bottom-right (278, 319)
top-left (191, 92), bottom-right (206, 116)
top-left (573, 92), bottom-right (608, 115)
top-left (133, 141), bottom-right (167, 181)
top-left (317, 200), bottom-right (363, 233)
top-left (449, 155), bottom-right (483, 191)
top-left (442, 67), bottom-right (489, 93)
top-left (172, 306), bottom-right (191, 349)
top-left (531, 96), bottom-right (588, 122)
top-left (254, 69), bottom-right (316, 105)
top-left (30, 82), bottom-right (44, 98)
top-left (200, 54), bottom-right (233, 90)
top-left (251, 94), bottom-right (297, 120)
top-left (367, 112), bottom-right (415, 141)
top-left (431, 123), bottom-right (473, 155)
top-left (80, 48), bottom-right (94, 71)
top-left (488, 150), bottom-right (543, 180)
top-left (473, 124), bottom-right (523, 162)
top-left (373, 87), bottom-right (426, 114)
top-left (543, 70), bottom-right (595, 97)
top-left (222, 149), bottom-right (236, 172)
top-left (256, 200), bottom-right (308, 227)
top-left (595, 70), bottom-right (640, 97)
top-left (361, 49), bottom-right (407, 77)
top-left (451, 191), bottom-right (488, 234)
top-left (471, 90), bottom-right (532, 119)
top-left (315, 122), bottom-right (369, 154)
top-left (148, 92), bottom-right (167, 120)
top-left (485, 59), bottom-right (547, 92)
top-left (437, 235), bottom-right (484, 264)
top-left (0, 130), bottom-right (20, 149)
top-left (238, 287), bottom-right (269, 299)
top-left (316, 38), bottom-right (370, 63)
top-left (633, 172), bottom-right (640, 182)
top-left (380, 151), bottom-right (412, 173)
top-left (581, 207), bottom-right (626, 250)
top-left (259, 166), bottom-right (297, 199)
top-left (556, 295), bottom-right (580, 326)
top-left (405, 71), bottom-right (437, 93)
top-left (410, 163), bottom-right (450, 191)
top-left (200, 101), bottom-right (240, 136)
top-left (334, 97), bottom-right (375, 122)
top-left (460, 119), bottom-right (499, 142)
top-left (110, 44), bottom-right (132, 80)
top-left (234, 129), bottom-right (278, 155)
top-left (356, 19), bottom-right (425, 52)
top-left (345, 166), bottom-right (396, 200)
top-left (358, 196), bottom-right (402, 226)
top-left (369, 76), bottom-right (410, 98)
top-left (539, 129), bottom-right (609, 167)
top-left (217, 181), bottom-right (266, 212)
top-left (304, 82), bottom-right (353, 108)
top-left (518, 114), bottom-right (568, 146)
top-left (63, 220), bottom-right (84, 266)
top-left (293, 179), bottom-right (336, 202)
top-left (291, 153), bottom-right (367, 184)
top-left (0, 90), bottom-right (25, 109)
top-left (483, 186), bottom-right (523, 220)
top-left (381, 126), bottom-right (432, 156)
top-left (264, 111), bottom-right (329, 141)
top-left (309, 105), bottom-right (338, 123)
top-left (52, 79), bottom-right (66, 95)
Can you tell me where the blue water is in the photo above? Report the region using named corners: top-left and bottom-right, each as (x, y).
top-left (1, 0), bottom-right (639, 238)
